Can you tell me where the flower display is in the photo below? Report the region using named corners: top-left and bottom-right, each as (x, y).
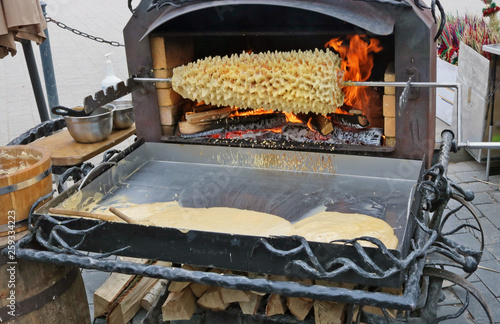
top-left (437, 14), bottom-right (500, 64)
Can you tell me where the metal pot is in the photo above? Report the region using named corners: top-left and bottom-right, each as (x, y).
top-left (64, 106), bottom-right (114, 143)
top-left (109, 100), bottom-right (134, 130)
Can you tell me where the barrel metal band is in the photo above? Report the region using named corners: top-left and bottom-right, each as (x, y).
top-left (0, 267), bottom-right (80, 320)
top-left (0, 167), bottom-right (52, 195)
top-left (0, 218), bottom-right (28, 233)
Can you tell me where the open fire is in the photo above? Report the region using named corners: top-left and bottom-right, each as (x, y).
top-left (176, 35), bottom-right (386, 146)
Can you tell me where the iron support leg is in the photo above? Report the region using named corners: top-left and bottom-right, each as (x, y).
top-left (22, 40), bottom-right (50, 122)
top-left (486, 55), bottom-right (497, 181)
top-left (39, 2), bottom-right (59, 119)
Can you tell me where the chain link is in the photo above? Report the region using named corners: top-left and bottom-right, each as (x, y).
top-left (45, 16), bottom-right (124, 47)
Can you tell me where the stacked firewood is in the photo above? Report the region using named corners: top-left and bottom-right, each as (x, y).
top-left (94, 260), bottom-right (401, 323)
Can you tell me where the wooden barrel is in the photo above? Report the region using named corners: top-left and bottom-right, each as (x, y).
top-left (0, 246), bottom-right (91, 323)
top-left (0, 145), bottom-right (52, 236)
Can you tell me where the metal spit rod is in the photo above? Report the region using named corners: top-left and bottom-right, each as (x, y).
top-left (348, 81), bottom-right (500, 150)
top-left (133, 77), bottom-right (500, 150)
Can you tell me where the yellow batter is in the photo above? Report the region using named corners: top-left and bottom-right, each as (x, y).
top-left (80, 201), bottom-right (398, 249)
top-left (98, 201), bottom-right (293, 237)
top-left (290, 212), bottom-right (398, 249)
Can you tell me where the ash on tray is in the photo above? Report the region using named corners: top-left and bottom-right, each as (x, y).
top-left (282, 124), bottom-right (383, 146)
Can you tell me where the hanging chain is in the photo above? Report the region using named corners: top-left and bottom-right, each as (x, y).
top-left (45, 16), bottom-right (124, 47)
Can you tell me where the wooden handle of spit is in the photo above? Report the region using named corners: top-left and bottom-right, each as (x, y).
top-left (49, 208), bottom-right (120, 222)
top-left (109, 206), bottom-right (138, 224)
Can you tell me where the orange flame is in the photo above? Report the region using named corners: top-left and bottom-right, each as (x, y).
top-left (229, 108), bottom-right (274, 117)
top-left (325, 35), bottom-right (383, 110)
top-left (285, 113), bottom-right (303, 123)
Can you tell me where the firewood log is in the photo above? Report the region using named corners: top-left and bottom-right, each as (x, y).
top-left (107, 261), bottom-right (170, 324)
top-left (107, 276), bottom-right (159, 324)
top-left (190, 283), bottom-right (211, 298)
top-left (185, 106), bottom-right (233, 123)
top-left (219, 287), bottom-right (251, 303)
top-left (309, 114), bottom-right (334, 135)
top-left (287, 297), bottom-right (313, 321)
top-left (239, 293), bottom-right (262, 315)
top-left (296, 279), bottom-right (314, 302)
top-left (265, 294), bottom-right (287, 316)
top-left (168, 264), bottom-right (199, 292)
top-left (162, 288), bottom-right (197, 321)
top-left (265, 275), bottom-right (289, 316)
top-left (314, 300), bottom-right (345, 324)
top-left (197, 287), bottom-right (229, 311)
top-left (141, 279), bottom-right (168, 311)
top-left (93, 257), bottom-right (149, 318)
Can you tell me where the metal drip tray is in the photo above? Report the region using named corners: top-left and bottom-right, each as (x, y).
top-left (35, 142), bottom-right (424, 287)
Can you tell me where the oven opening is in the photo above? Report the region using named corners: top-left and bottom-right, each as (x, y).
top-left (149, 5), bottom-right (396, 151)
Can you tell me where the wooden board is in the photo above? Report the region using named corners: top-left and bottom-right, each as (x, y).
top-left (29, 126), bottom-right (135, 166)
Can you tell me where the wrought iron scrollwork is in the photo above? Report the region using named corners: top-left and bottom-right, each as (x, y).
top-left (417, 135), bottom-right (483, 275)
top-left (257, 212), bottom-right (437, 282)
top-left (25, 192), bottom-right (129, 258)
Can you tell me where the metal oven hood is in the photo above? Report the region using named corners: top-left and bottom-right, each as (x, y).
top-left (140, 0), bottom-right (399, 40)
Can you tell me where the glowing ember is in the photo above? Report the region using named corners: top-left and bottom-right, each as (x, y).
top-left (228, 108), bottom-right (304, 124)
top-left (325, 35), bottom-right (383, 111)
top-left (229, 108), bottom-right (275, 117)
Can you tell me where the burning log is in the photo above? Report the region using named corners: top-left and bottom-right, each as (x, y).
top-left (308, 114), bottom-right (334, 135)
top-left (331, 112), bottom-right (370, 129)
top-left (178, 121), bottom-right (218, 135)
top-left (185, 106), bottom-right (234, 123)
top-left (180, 113), bottom-right (287, 137)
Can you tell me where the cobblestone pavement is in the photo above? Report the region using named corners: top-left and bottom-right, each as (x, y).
top-left (441, 157), bottom-right (500, 323)
top-left (1, 1), bottom-right (500, 323)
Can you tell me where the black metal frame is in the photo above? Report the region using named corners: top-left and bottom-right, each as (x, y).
top-left (3, 130), bottom-right (492, 322)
